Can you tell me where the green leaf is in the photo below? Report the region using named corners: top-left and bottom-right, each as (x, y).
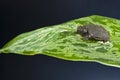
top-left (0, 15), bottom-right (120, 68)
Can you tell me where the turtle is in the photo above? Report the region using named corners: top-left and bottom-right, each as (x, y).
top-left (76, 24), bottom-right (110, 42)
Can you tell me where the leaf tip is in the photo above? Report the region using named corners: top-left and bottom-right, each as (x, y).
top-left (0, 49), bottom-right (3, 53)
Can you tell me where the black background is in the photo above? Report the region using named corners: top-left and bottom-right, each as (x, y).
top-left (1, 0), bottom-right (120, 80)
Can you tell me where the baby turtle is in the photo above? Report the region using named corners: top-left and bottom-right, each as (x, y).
top-left (77, 24), bottom-right (110, 42)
